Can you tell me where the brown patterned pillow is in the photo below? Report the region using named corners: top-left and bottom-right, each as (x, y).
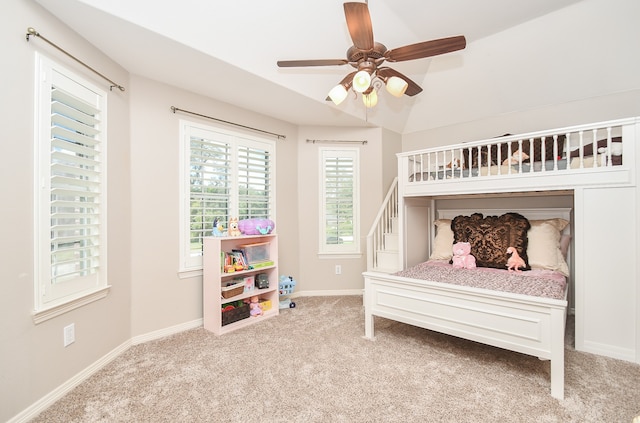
top-left (467, 135), bottom-right (565, 169)
top-left (451, 213), bottom-right (531, 270)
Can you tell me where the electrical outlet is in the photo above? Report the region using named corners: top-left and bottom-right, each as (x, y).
top-left (335, 265), bottom-right (342, 275)
top-left (64, 323), bottom-right (75, 347)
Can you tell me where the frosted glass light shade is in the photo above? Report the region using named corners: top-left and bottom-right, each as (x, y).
top-left (352, 70), bottom-right (372, 93)
top-left (362, 89), bottom-right (378, 108)
top-left (328, 85), bottom-right (348, 105)
top-left (385, 76), bottom-right (408, 97)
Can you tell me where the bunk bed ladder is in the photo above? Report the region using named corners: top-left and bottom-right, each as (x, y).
top-left (366, 177), bottom-right (401, 273)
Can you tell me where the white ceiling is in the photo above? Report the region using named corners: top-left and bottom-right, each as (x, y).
top-left (35, 0), bottom-right (591, 134)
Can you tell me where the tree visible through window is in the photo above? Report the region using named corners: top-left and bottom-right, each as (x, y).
top-left (320, 148), bottom-right (360, 254)
top-left (188, 136), bottom-right (231, 258)
top-left (179, 121), bottom-right (275, 272)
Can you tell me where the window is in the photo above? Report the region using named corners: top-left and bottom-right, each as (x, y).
top-left (34, 53), bottom-right (109, 321)
top-left (319, 148), bottom-right (360, 255)
top-left (179, 120), bottom-right (275, 274)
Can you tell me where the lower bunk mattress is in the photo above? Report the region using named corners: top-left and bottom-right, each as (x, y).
top-left (394, 260), bottom-right (567, 300)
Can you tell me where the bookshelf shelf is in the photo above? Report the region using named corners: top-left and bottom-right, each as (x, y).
top-left (203, 234), bottom-right (279, 335)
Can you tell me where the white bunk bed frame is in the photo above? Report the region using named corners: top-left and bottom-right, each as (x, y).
top-left (363, 117), bottom-right (639, 400)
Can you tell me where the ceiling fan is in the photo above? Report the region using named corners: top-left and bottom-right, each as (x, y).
top-left (276, 2), bottom-right (466, 108)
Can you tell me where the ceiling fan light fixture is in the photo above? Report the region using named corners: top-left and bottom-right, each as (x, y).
top-left (328, 84), bottom-right (349, 105)
top-left (385, 76), bottom-right (409, 98)
top-left (276, 3), bottom-right (466, 109)
top-left (362, 89), bottom-right (378, 108)
top-left (352, 70), bottom-right (372, 93)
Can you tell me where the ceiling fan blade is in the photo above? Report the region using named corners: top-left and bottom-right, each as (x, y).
top-left (377, 67), bottom-right (423, 96)
top-left (344, 2), bottom-right (374, 51)
top-left (385, 35), bottom-right (466, 62)
top-left (337, 71), bottom-right (357, 88)
top-left (325, 71), bottom-right (357, 101)
top-left (277, 59), bottom-right (349, 67)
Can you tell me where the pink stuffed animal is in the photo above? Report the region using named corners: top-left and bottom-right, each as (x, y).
top-left (506, 246), bottom-right (526, 272)
top-left (452, 242), bottom-right (476, 269)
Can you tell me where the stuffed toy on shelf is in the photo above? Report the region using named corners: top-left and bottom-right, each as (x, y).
top-left (228, 217), bottom-right (242, 237)
top-left (248, 295), bottom-right (263, 317)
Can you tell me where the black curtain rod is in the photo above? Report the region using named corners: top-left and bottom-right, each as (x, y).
top-left (171, 107), bottom-right (286, 140)
top-left (26, 27), bottom-right (125, 92)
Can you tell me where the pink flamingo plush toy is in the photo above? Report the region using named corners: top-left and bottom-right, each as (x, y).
top-left (506, 247), bottom-right (526, 272)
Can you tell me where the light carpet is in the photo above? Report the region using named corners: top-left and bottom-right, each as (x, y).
top-left (32, 296), bottom-right (640, 422)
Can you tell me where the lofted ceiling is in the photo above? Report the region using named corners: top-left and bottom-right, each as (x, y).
top-left (35, 0), bottom-right (591, 134)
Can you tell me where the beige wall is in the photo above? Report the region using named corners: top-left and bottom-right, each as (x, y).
top-left (381, 128), bottom-right (401, 189)
top-left (0, 0), bottom-right (132, 421)
top-left (3, 0), bottom-right (638, 420)
top-left (127, 75), bottom-right (301, 336)
top-left (401, 89), bottom-right (640, 152)
top-left (127, 79), bottom-right (400, 334)
top-left (402, 0), bottom-right (640, 135)
top-left (0, 3), bottom-right (397, 415)
top-left (295, 126), bottom-right (392, 294)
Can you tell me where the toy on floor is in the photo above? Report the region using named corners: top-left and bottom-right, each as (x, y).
top-left (279, 275), bottom-right (297, 309)
top-left (506, 246), bottom-right (526, 272)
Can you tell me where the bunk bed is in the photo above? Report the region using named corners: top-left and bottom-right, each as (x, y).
top-left (363, 117), bottom-right (639, 400)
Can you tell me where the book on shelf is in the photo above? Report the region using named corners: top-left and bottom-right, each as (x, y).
top-left (231, 249), bottom-right (248, 269)
top-left (220, 249), bottom-right (251, 273)
top-left (220, 247), bottom-right (273, 272)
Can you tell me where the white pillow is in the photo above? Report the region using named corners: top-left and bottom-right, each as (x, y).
top-left (527, 218), bottom-right (570, 276)
top-left (570, 154), bottom-right (608, 169)
top-left (430, 219), bottom-right (454, 260)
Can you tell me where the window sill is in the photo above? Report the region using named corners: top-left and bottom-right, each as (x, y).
top-left (318, 253), bottom-right (362, 259)
top-left (33, 286), bottom-right (111, 324)
top-left (178, 268), bottom-right (203, 279)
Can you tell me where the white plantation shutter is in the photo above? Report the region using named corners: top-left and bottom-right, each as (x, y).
top-left (179, 121), bottom-right (275, 272)
top-left (320, 148), bottom-right (360, 254)
top-left (188, 133), bottom-right (231, 258)
top-left (35, 54), bottom-right (108, 313)
top-left (50, 87), bottom-right (101, 283)
top-left (238, 143), bottom-right (271, 217)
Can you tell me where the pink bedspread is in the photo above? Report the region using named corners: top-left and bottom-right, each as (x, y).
top-left (393, 260), bottom-right (567, 300)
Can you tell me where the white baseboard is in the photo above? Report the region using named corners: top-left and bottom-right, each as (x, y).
top-left (294, 289), bottom-right (363, 298)
top-left (9, 319), bottom-right (203, 423)
top-left (10, 294), bottom-right (361, 422)
top-left (8, 340), bottom-right (131, 423)
top-left (577, 340), bottom-right (637, 364)
top-left (131, 318), bottom-right (203, 345)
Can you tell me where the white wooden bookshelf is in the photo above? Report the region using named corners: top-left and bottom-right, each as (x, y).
top-left (203, 234), bottom-right (279, 335)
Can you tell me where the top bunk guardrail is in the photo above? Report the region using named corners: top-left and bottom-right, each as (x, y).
top-left (398, 117), bottom-right (638, 196)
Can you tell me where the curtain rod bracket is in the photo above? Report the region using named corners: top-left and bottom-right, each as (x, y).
top-left (26, 27), bottom-right (125, 92)
top-left (171, 106), bottom-right (286, 140)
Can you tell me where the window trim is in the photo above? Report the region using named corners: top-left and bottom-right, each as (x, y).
top-left (318, 147), bottom-right (361, 257)
top-left (33, 53), bottom-right (110, 322)
top-left (178, 119), bottom-right (276, 276)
